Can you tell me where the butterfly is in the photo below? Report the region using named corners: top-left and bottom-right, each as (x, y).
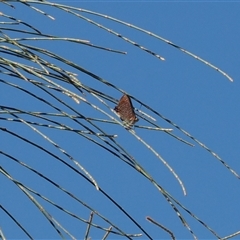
top-left (114, 94), bottom-right (138, 126)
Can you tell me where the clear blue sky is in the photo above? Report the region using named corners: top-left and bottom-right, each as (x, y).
top-left (1, 1), bottom-right (240, 239)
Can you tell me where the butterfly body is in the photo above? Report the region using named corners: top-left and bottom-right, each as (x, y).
top-left (114, 94), bottom-right (138, 126)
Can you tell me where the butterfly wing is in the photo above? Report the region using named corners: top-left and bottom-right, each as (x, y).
top-left (114, 94), bottom-right (138, 124)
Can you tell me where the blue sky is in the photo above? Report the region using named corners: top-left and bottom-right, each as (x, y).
top-left (1, 1), bottom-right (240, 239)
